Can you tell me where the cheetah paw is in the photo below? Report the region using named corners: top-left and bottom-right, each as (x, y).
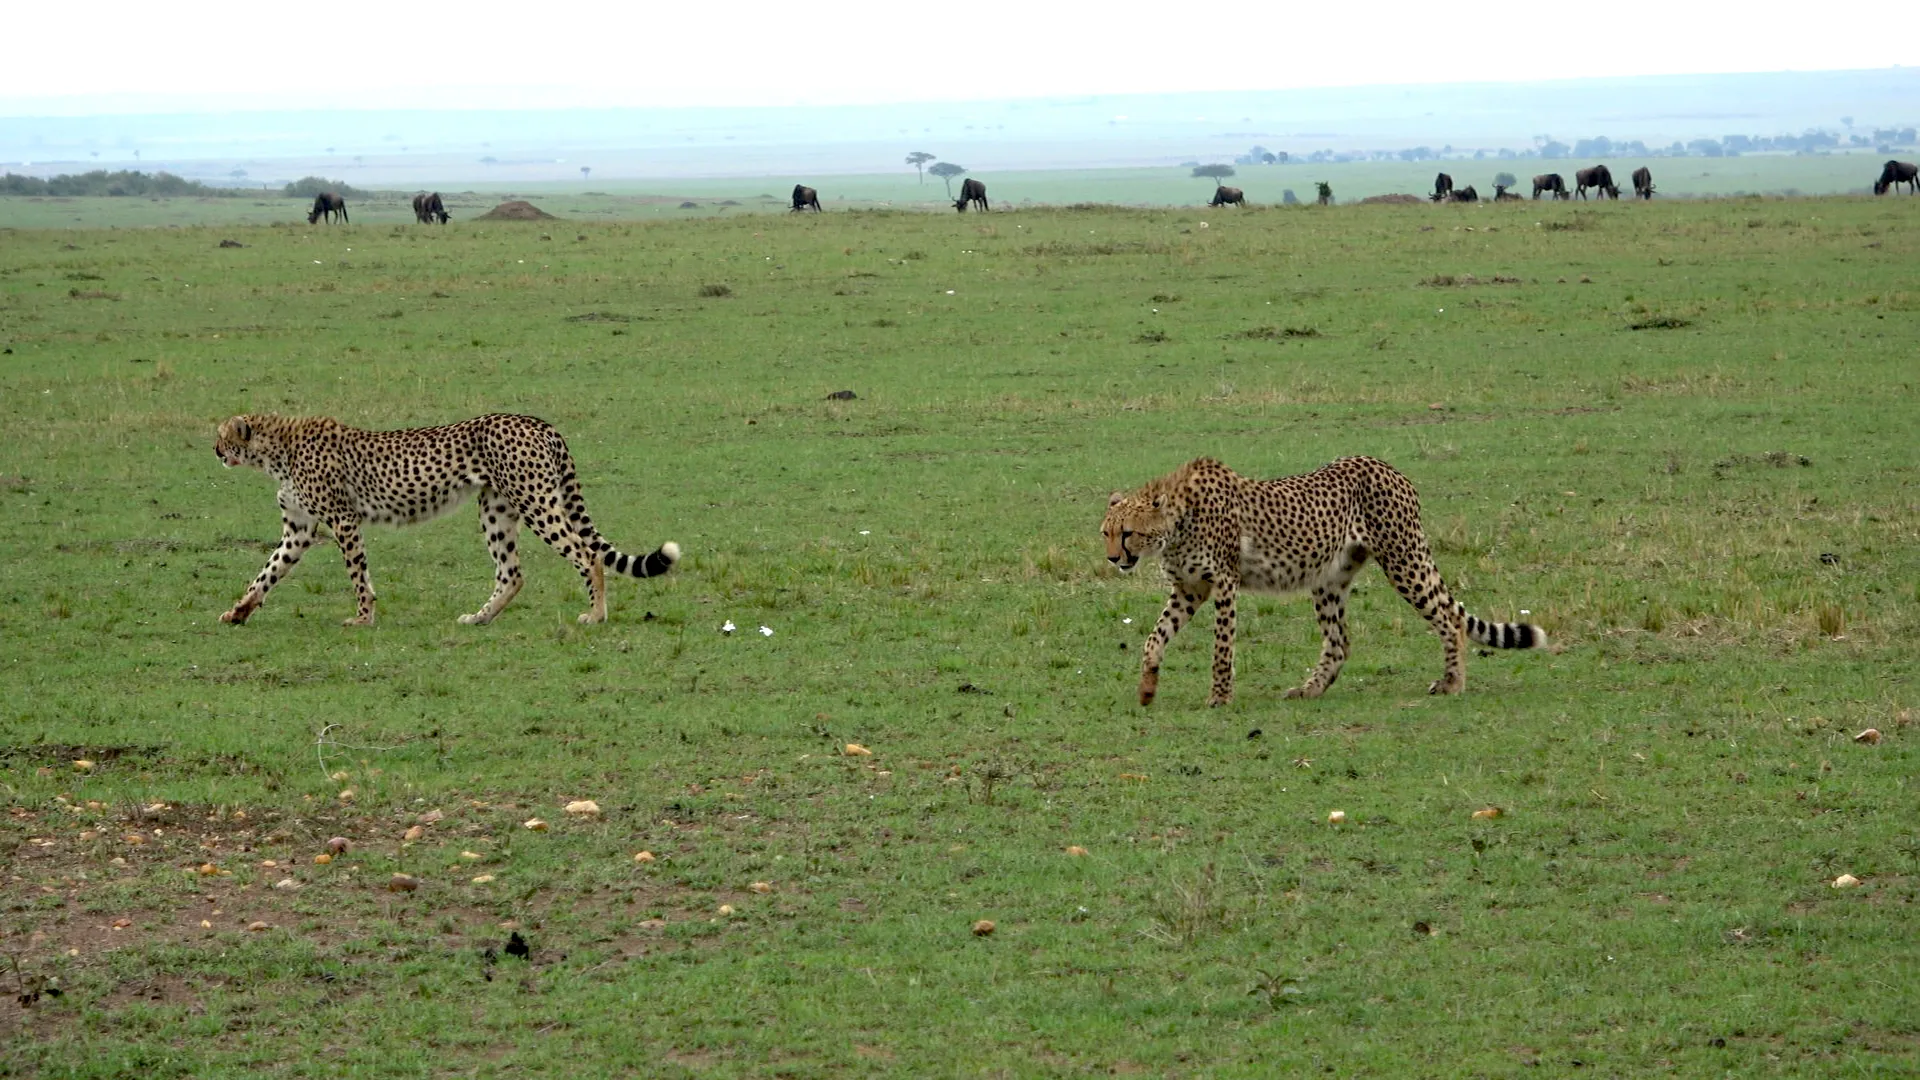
top-left (458, 612), bottom-right (492, 626)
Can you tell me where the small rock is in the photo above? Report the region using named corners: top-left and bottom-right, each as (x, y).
top-left (272, 877), bottom-right (299, 890)
top-left (1471, 807), bottom-right (1503, 821)
top-left (633, 851), bottom-right (657, 863)
top-left (246, 921), bottom-right (270, 932)
top-left (387, 873), bottom-right (421, 893)
top-left (403, 825), bottom-right (426, 842)
top-left (563, 800), bottom-right (601, 817)
top-left (326, 837), bottom-right (350, 854)
top-left (1853, 728), bottom-right (1881, 745)
top-left (1327, 810), bottom-right (1347, 825)
top-left (972, 919), bottom-right (996, 937)
top-left (1832, 874), bottom-right (1861, 889)
top-left (523, 818), bottom-right (549, 831)
top-left (844, 743), bottom-right (873, 756)
top-left (1064, 845), bottom-right (1089, 857)
top-left (750, 881), bottom-right (773, 894)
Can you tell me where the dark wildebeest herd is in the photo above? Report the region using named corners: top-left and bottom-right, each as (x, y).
top-left (1874, 160), bottom-right (1919, 195)
top-left (1209, 185), bottom-right (1245, 208)
top-left (790, 185), bottom-right (822, 212)
top-left (953, 177), bottom-right (989, 213)
top-left (307, 192), bottom-right (348, 224)
top-left (411, 192), bottom-right (449, 224)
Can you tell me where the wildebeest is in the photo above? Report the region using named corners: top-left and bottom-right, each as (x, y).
top-left (1449, 185), bottom-right (1479, 203)
top-left (307, 192), bottom-right (348, 224)
top-left (412, 192), bottom-right (449, 224)
top-left (1873, 160), bottom-right (1919, 195)
top-left (1574, 166), bottom-right (1618, 201)
top-left (953, 177), bottom-right (988, 212)
top-left (1494, 185), bottom-right (1522, 201)
top-left (791, 184), bottom-right (822, 212)
top-left (1431, 172), bottom-right (1454, 202)
top-left (1631, 167), bottom-right (1654, 200)
top-left (1531, 173), bottom-right (1568, 200)
top-left (1209, 185), bottom-right (1245, 208)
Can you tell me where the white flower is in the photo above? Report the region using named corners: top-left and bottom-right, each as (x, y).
top-left (721, 620), bottom-right (736, 634)
top-left (1520, 609), bottom-right (1531, 616)
top-left (859, 530), bottom-right (871, 536)
top-left (945, 290), bottom-right (955, 295)
top-left (1122, 617), bottom-right (1133, 624)
top-left (759, 626), bottom-right (774, 637)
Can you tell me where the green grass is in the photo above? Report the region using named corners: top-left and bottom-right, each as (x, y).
top-left (0, 152), bottom-right (1895, 229)
top-left (2, 196), bottom-right (1916, 1077)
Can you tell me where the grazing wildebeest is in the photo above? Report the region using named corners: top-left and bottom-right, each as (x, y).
top-left (1449, 185), bottom-right (1478, 203)
top-left (1574, 166), bottom-right (1618, 200)
top-left (1532, 173), bottom-right (1568, 200)
top-left (307, 192), bottom-right (348, 224)
top-left (1873, 160), bottom-right (1919, 195)
top-left (791, 184), bottom-right (822, 212)
top-left (953, 177), bottom-right (988, 212)
top-left (1494, 185), bottom-right (1521, 201)
top-left (1209, 185), bottom-right (1245, 208)
top-left (1431, 172), bottom-right (1454, 202)
top-left (1631, 167), bottom-right (1655, 200)
top-left (412, 192), bottom-right (449, 224)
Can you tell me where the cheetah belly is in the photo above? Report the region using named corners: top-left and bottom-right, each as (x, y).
top-left (1237, 535), bottom-right (1314, 595)
top-left (357, 475), bottom-right (487, 527)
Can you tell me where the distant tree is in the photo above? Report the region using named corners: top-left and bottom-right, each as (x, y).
top-left (1191, 164), bottom-right (1236, 183)
top-left (90, 151), bottom-right (100, 159)
top-left (1493, 172), bottom-right (1517, 189)
top-left (1, 170), bottom-right (229, 197)
top-left (282, 176), bottom-right (366, 199)
top-left (230, 169), bottom-right (248, 182)
top-left (1540, 140), bottom-right (1570, 160)
top-left (1688, 138), bottom-right (1724, 158)
top-left (580, 166), bottom-right (591, 181)
top-left (480, 156), bottom-right (499, 165)
top-left (1572, 136), bottom-right (1613, 158)
top-left (905, 151), bottom-right (936, 184)
top-left (1281, 189), bottom-right (1299, 205)
top-left (928, 161), bottom-right (967, 198)
top-left (1841, 115), bottom-right (1854, 130)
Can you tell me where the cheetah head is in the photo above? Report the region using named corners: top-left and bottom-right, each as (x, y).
top-left (1102, 487), bottom-right (1175, 573)
top-left (214, 415), bottom-right (271, 470)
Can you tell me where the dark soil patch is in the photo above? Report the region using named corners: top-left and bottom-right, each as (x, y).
top-left (1628, 315), bottom-right (1693, 330)
top-left (474, 200), bottom-right (557, 221)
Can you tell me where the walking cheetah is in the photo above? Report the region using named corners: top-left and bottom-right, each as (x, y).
top-left (214, 413), bottom-right (679, 627)
top-left (1102, 457), bottom-right (1545, 705)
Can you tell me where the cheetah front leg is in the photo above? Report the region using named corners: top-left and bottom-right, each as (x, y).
top-left (221, 496), bottom-right (317, 625)
top-left (332, 518), bottom-right (378, 627)
top-left (459, 493), bottom-right (524, 625)
top-left (1139, 581), bottom-right (1212, 706)
top-left (1208, 579), bottom-right (1239, 707)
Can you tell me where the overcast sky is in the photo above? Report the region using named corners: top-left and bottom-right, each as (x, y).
top-left (4, 0), bottom-right (1910, 115)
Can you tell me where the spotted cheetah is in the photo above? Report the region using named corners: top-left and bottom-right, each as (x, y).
top-left (1103, 457), bottom-right (1545, 705)
top-left (214, 413), bottom-right (679, 627)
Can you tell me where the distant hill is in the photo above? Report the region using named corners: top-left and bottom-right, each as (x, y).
top-left (2, 68), bottom-right (1912, 184)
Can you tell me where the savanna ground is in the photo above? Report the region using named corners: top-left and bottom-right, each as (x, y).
top-left (0, 151), bottom-right (1896, 229)
top-left (0, 193), bottom-right (1916, 1077)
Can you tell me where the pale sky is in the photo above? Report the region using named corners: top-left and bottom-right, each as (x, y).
top-left (4, 0), bottom-right (1912, 114)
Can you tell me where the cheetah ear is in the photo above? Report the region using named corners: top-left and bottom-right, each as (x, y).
top-left (234, 418), bottom-right (252, 442)
top-left (1107, 491), bottom-right (1126, 508)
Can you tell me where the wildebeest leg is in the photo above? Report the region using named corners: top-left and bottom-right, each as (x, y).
top-left (1139, 581), bottom-right (1212, 706)
top-left (460, 491), bottom-right (524, 625)
top-left (221, 494), bottom-right (317, 625)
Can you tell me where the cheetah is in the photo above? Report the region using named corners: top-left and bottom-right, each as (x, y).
top-left (214, 413), bottom-right (679, 627)
top-left (1102, 457), bottom-right (1545, 705)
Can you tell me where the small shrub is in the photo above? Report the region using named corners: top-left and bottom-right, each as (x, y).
top-left (698, 283), bottom-right (733, 298)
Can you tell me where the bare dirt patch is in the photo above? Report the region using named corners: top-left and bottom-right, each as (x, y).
top-left (475, 201), bottom-right (557, 221)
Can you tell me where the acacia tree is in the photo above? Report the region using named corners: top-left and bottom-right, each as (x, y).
top-left (1192, 163), bottom-right (1236, 185)
top-left (1493, 172), bottom-right (1517, 189)
top-left (905, 151), bottom-right (936, 184)
top-left (928, 161), bottom-right (967, 198)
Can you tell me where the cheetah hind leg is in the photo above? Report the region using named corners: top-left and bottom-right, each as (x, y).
top-left (1285, 544), bottom-right (1368, 699)
top-left (460, 493), bottom-right (525, 625)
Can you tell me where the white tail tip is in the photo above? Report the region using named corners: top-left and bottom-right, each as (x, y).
top-left (660, 542), bottom-right (681, 563)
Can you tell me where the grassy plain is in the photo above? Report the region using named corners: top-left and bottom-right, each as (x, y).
top-left (0, 151), bottom-right (1894, 230)
top-left (1, 195), bottom-right (1916, 1076)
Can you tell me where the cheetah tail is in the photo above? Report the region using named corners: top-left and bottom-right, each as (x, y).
top-left (1463, 612), bottom-right (1547, 650)
top-left (602, 541), bottom-right (681, 579)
